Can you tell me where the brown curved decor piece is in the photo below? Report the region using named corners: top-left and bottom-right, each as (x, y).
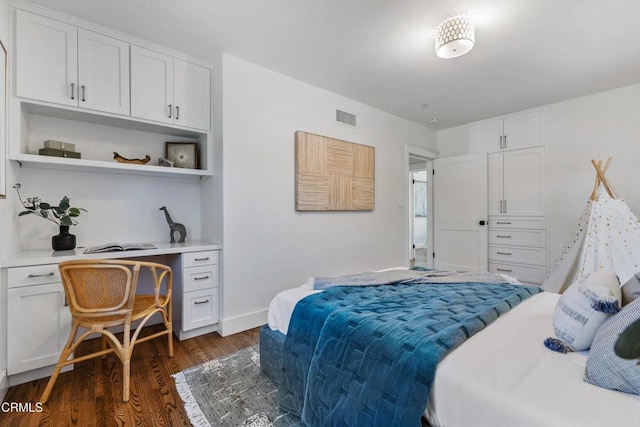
top-left (113, 152), bottom-right (151, 165)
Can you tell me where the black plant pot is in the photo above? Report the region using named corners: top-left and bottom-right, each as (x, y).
top-left (52, 225), bottom-right (76, 251)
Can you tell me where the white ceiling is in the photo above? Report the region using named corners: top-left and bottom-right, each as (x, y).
top-left (25, 0), bottom-right (640, 129)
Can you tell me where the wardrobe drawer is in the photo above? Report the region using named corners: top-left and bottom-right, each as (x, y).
top-left (183, 250), bottom-right (219, 268)
top-left (7, 264), bottom-right (61, 288)
top-left (488, 245), bottom-right (546, 266)
top-left (489, 262), bottom-right (547, 284)
top-left (183, 264), bottom-right (219, 293)
top-left (488, 217), bottom-right (546, 229)
top-left (488, 229), bottom-right (545, 248)
top-left (182, 288), bottom-right (219, 331)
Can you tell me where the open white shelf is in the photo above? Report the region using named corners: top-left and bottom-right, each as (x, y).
top-left (11, 153), bottom-right (211, 178)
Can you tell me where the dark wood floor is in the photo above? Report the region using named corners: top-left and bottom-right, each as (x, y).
top-left (0, 325), bottom-right (260, 426)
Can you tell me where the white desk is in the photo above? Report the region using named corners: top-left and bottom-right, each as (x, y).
top-left (1, 240), bottom-right (222, 386)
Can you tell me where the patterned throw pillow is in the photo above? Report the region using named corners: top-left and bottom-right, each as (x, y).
top-left (544, 270), bottom-right (621, 353)
top-left (584, 297), bottom-right (640, 395)
top-left (622, 273), bottom-right (640, 306)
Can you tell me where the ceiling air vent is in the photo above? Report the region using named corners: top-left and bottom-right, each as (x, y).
top-left (336, 109), bottom-right (357, 127)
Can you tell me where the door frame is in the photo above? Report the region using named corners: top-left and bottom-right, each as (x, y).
top-left (405, 145), bottom-right (437, 268)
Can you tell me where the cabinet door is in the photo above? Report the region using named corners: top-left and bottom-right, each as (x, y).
top-left (468, 118), bottom-right (503, 153)
top-left (502, 110), bottom-right (546, 150)
top-left (487, 152), bottom-right (504, 216)
top-left (503, 147), bottom-right (546, 216)
top-left (130, 46), bottom-right (173, 125)
top-left (78, 29), bottom-right (130, 115)
top-left (16, 10), bottom-right (78, 106)
top-left (182, 288), bottom-right (219, 331)
top-left (174, 59), bottom-right (211, 130)
top-left (7, 283), bottom-right (71, 375)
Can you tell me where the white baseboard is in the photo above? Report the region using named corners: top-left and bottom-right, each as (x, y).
top-left (218, 309), bottom-right (268, 337)
top-left (0, 369), bottom-right (7, 402)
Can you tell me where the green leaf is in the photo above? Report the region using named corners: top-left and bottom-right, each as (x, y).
top-left (68, 207), bottom-right (81, 217)
top-left (60, 216), bottom-right (73, 226)
top-left (39, 202), bottom-right (51, 209)
top-left (58, 196), bottom-right (70, 211)
top-left (40, 210), bottom-right (49, 218)
top-left (18, 211), bottom-right (33, 216)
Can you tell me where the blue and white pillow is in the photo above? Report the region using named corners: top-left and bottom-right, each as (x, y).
top-left (584, 297), bottom-right (640, 395)
top-left (544, 270), bottom-right (621, 353)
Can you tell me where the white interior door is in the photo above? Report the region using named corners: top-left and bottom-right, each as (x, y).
top-left (433, 153), bottom-right (488, 271)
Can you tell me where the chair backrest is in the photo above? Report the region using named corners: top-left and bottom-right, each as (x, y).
top-left (59, 260), bottom-right (141, 316)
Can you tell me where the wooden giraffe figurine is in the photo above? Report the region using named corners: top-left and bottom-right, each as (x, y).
top-left (159, 206), bottom-right (187, 243)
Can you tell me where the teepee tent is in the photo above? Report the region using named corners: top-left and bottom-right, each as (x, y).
top-left (543, 158), bottom-right (640, 293)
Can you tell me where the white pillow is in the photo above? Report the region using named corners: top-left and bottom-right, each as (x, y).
top-left (544, 270), bottom-right (621, 352)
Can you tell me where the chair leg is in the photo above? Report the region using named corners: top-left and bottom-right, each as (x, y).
top-left (167, 323), bottom-right (174, 357)
top-left (41, 322), bottom-right (79, 403)
top-left (122, 356), bottom-right (131, 402)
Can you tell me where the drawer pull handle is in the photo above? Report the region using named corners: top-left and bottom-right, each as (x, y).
top-left (194, 257), bottom-right (210, 262)
top-left (193, 276), bottom-right (210, 281)
top-left (496, 221), bottom-right (512, 225)
top-left (497, 268), bottom-right (512, 273)
top-left (28, 272), bottom-right (55, 278)
top-left (496, 235), bottom-right (512, 238)
top-left (496, 252), bottom-right (512, 256)
top-left (194, 299), bottom-right (210, 305)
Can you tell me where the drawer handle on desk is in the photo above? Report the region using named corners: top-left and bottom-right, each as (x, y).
top-left (193, 276), bottom-right (210, 281)
top-left (28, 272), bottom-right (55, 278)
top-left (496, 252), bottom-right (512, 256)
top-left (194, 299), bottom-right (210, 305)
top-left (497, 268), bottom-right (512, 273)
top-left (496, 221), bottom-right (512, 225)
top-left (496, 235), bottom-right (512, 238)
top-left (194, 257), bottom-right (210, 262)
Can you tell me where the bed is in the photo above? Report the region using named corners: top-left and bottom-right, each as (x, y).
top-left (261, 268), bottom-right (640, 427)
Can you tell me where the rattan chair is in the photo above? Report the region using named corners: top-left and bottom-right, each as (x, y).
top-left (41, 259), bottom-right (173, 403)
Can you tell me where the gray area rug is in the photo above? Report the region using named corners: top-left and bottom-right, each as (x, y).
top-left (172, 345), bottom-right (302, 427)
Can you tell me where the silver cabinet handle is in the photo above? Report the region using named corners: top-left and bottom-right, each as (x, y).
top-left (28, 272), bottom-right (55, 278)
top-left (499, 200), bottom-right (503, 213)
top-left (81, 85), bottom-right (86, 102)
top-left (168, 104), bottom-right (172, 118)
top-left (497, 268), bottom-right (512, 272)
top-left (63, 294), bottom-right (68, 307)
top-left (496, 235), bottom-right (512, 238)
top-left (504, 135), bottom-right (507, 149)
top-left (496, 221), bottom-right (512, 225)
top-left (193, 276), bottom-right (210, 281)
top-left (499, 135), bottom-right (503, 150)
top-left (504, 200), bottom-right (507, 213)
top-left (194, 257), bottom-right (210, 262)
top-left (176, 105), bottom-right (179, 120)
top-left (194, 299), bottom-right (210, 305)
top-left (70, 82), bottom-right (75, 100)
top-left (496, 252), bottom-right (512, 256)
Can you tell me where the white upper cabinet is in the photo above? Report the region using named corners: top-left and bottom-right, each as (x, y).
top-left (468, 108), bottom-right (546, 153)
top-left (16, 10), bottom-right (130, 115)
top-left (488, 146), bottom-right (547, 217)
top-left (16, 10), bottom-right (78, 107)
top-left (77, 29), bottom-right (130, 115)
top-left (131, 46), bottom-right (210, 131)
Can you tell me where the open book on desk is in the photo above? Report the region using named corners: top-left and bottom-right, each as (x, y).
top-left (83, 242), bottom-right (157, 254)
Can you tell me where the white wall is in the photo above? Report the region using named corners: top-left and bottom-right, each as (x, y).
top-left (436, 83), bottom-right (640, 270)
top-left (213, 54), bottom-right (436, 335)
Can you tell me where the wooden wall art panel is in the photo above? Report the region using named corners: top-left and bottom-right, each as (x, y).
top-left (295, 131), bottom-right (375, 211)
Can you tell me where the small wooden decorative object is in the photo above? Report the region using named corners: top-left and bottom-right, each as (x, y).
top-left (295, 131), bottom-right (375, 211)
top-left (113, 152), bottom-right (151, 165)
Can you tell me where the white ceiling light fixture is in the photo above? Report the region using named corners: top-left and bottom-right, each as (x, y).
top-left (435, 15), bottom-right (475, 59)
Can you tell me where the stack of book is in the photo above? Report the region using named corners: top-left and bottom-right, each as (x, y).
top-left (38, 140), bottom-right (81, 159)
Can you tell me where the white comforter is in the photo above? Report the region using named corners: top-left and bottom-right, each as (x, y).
top-left (267, 283), bottom-right (640, 427)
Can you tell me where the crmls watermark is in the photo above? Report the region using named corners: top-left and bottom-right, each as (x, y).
top-left (1, 401), bottom-right (43, 413)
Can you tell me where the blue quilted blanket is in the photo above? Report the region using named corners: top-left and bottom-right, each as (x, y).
top-left (278, 281), bottom-right (542, 426)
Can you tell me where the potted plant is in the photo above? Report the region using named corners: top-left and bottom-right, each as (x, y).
top-left (14, 183), bottom-right (87, 251)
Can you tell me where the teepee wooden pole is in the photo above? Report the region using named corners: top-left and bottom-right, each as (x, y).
top-left (591, 158), bottom-right (616, 199)
top-left (590, 160), bottom-right (602, 200)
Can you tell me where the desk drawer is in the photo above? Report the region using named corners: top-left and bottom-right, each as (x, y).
top-left (489, 217), bottom-right (546, 229)
top-left (182, 288), bottom-right (219, 331)
top-left (8, 264), bottom-right (61, 288)
top-left (183, 265), bottom-right (219, 293)
top-left (183, 251), bottom-right (219, 268)
top-left (488, 229), bottom-right (545, 248)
